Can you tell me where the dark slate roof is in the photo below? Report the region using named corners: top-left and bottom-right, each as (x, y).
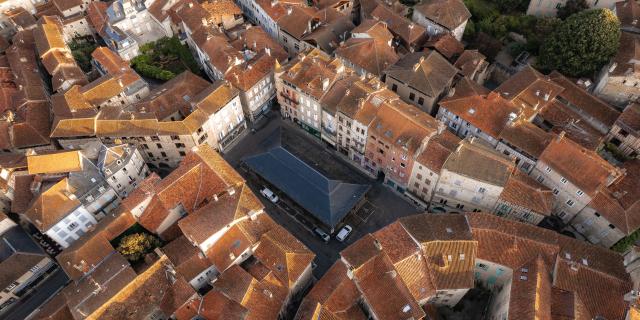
top-left (243, 147), bottom-right (370, 228)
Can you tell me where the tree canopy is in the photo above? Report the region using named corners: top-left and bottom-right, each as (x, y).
top-left (557, 0), bottom-right (589, 20)
top-left (538, 9), bottom-right (620, 77)
top-left (116, 233), bottom-right (160, 262)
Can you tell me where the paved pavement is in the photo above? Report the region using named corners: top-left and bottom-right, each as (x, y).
top-left (224, 114), bottom-right (422, 278)
top-left (2, 268), bottom-right (69, 320)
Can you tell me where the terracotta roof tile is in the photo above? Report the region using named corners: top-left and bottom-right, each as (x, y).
top-left (587, 159), bottom-right (640, 234)
top-left (617, 102), bottom-right (640, 134)
top-left (56, 235), bottom-right (115, 281)
top-left (416, 130), bottom-right (460, 172)
top-left (424, 34), bottom-right (464, 60)
top-left (162, 235), bottom-right (212, 281)
top-left (178, 184), bottom-right (263, 245)
top-left (453, 49), bottom-right (487, 77)
top-left (252, 225), bottom-right (315, 289)
top-left (496, 66), bottom-right (564, 111)
top-left (443, 138), bottom-right (515, 186)
top-left (538, 135), bottom-right (620, 196)
top-left (498, 120), bottom-right (555, 158)
top-left (414, 0), bottom-right (471, 30)
top-left (370, 4), bottom-right (426, 46)
top-left (440, 92), bottom-right (520, 139)
top-left (24, 178), bottom-right (82, 231)
top-left (231, 26), bottom-right (288, 63)
top-left (87, 256), bottom-right (196, 319)
top-left (550, 71), bottom-right (620, 128)
top-left (91, 47), bottom-right (129, 75)
top-left (499, 170), bottom-right (554, 216)
top-left (538, 99), bottom-right (604, 150)
top-left (385, 50), bottom-right (457, 97)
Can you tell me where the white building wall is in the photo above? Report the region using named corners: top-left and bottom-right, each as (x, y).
top-left (530, 161), bottom-right (591, 222)
top-left (432, 170), bottom-right (504, 212)
top-left (45, 206), bottom-right (97, 248)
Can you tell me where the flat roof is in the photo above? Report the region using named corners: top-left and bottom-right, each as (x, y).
top-left (243, 146), bottom-right (370, 229)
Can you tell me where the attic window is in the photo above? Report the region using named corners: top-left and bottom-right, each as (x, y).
top-left (183, 95), bottom-right (191, 101)
top-left (468, 108), bottom-right (476, 115)
top-left (581, 258), bottom-right (588, 266)
top-left (459, 253), bottom-right (465, 260)
top-left (521, 268), bottom-right (528, 273)
top-left (520, 275), bottom-right (528, 281)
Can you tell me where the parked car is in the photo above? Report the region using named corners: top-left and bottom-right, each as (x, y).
top-left (313, 228), bottom-right (330, 243)
top-left (260, 187), bottom-right (279, 203)
top-left (336, 225), bottom-right (353, 242)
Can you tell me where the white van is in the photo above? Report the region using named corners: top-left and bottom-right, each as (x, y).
top-left (260, 187), bottom-right (279, 203)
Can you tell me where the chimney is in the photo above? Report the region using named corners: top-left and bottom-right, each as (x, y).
top-left (287, 6), bottom-right (292, 15)
top-left (544, 93), bottom-right (550, 101)
top-left (408, 23), bottom-right (414, 29)
top-left (271, 0), bottom-right (278, 6)
top-left (265, 47), bottom-right (271, 56)
top-left (322, 78), bottom-right (330, 91)
top-left (202, 18), bottom-right (208, 26)
top-left (188, 2), bottom-right (193, 7)
top-left (559, 131), bottom-right (565, 139)
top-left (507, 112), bottom-right (517, 124)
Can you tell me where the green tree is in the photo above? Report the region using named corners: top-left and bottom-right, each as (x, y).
top-left (116, 233), bottom-right (160, 262)
top-left (493, 0), bottom-right (529, 13)
top-left (557, 0), bottom-right (589, 20)
top-left (538, 9), bottom-right (620, 77)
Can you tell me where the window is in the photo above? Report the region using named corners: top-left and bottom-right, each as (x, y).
top-left (67, 222), bottom-right (79, 231)
top-left (156, 143), bottom-right (162, 149)
top-left (536, 175), bottom-right (544, 183)
top-left (418, 97), bottom-right (424, 105)
top-left (409, 92), bottom-right (415, 101)
top-left (566, 199), bottom-right (575, 207)
top-left (545, 166), bottom-right (552, 173)
top-left (594, 212), bottom-right (600, 217)
top-left (478, 187), bottom-right (486, 193)
top-left (416, 173), bottom-right (422, 180)
top-left (392, 84), bottom-right (397, 92)
top-left (552, 188), bottom-right (559, 195)
top-left (477, 263), bottom-right (488, 270)
top-left (161, 152), bottom-right (167, 158)
top-left (576, 190), bottom-right (584, 196)
top-left (609, 224), bottom-right (616, 229)
top-left (175, 143), bottom-right (185, 148)
top-left (560, 177), bottom-right (568, 184)
top-left (179, 151), bottom-right (186, 156)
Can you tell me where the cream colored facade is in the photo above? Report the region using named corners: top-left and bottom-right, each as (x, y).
top-left (569, 206), bottom-right (625, 248)
top-left (431, 170), bottom-right (505, 212)
top-left (530, 162), bottom-right (592, 223)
